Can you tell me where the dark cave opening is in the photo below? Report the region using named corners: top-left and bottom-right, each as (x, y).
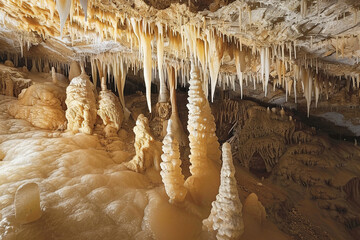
top-left (249, 152), bottom-right (271, 179)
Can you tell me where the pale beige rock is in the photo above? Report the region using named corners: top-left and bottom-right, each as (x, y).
top-left (97, 77), bottom-right (124, 137)
top-left (243, 193), bottom-right (266, 226)
top-left (203, 142), bottom-right (244, 240)
top-left (184, 61), bottom-right (220, 205)
top-left (160, 119), bottom-right (187, 204)
top-left (4, 73), bottom-right (13, 97)
top-left (167, 66), bottom-right (187, 146)
top-left (15, 182), bottom-right (42, 224)
top-left (8, 82), bottom-right (67, 130)
top-left (65, 73), bottom-right (97, 134)
top-left (4, 60), bottom-right (14, 67)
top-left (69, 61), bottom-right (81, 81)
top-left (125, 114), bottom-right (162, 173)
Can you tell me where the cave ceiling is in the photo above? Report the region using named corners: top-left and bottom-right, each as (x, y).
top-left (0, 0), bottom-right (360, 78)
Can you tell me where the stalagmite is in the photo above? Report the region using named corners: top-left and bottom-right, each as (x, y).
top-left (65, 72), bottom-right (97, 134)
top-left (4, 73), bottom-right (13, 97)
top-left (160, 119), bottom-right (187, 204)
top-left (4, 60), bottom-right (14, 67)
top-left (15, 183), bottom-right (42, 224)
top-left (243, 193), bottom-right (266, 227)
top-left (125, 114), bottom-right (162, 173)
top-left (185, 60), bottom-right (220, 205)
top-left (56, 0), bottom-right (71, 37)
top-left (167, 66), bottom-right (187, 146)
top-left (31, 59), bottom-right (38, 73)
top-left (97, 77), bottom-right (124, 137)
top-left (203, 143), bottom-right (244, 240)
top-left (69, 61), bottom-right (81, 81)
top-left (8, 77), bottom-right (67, 130)
top-left (280, 108), bottom-right (285, 118)
top-left (52, 67), bottom-right (58, 84)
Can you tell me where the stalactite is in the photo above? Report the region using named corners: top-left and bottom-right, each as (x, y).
top-left (235, 47), bottom-right (245, 99)
top-left (79, 0), bottom-right (88, 21)
top-left (167, 66), bottom-right (188, 146)
top-left (157, 23), bottom-right (168, 103)
top-left (301, 67), bottom-right (312, 117)
top-left (264, 47), bottom-right (270, 96)
top-left (56, 0), bottom-right (71, 37)
top-left (207, 31), bottom-right (224, 102)
top-left (140, 28), bottom-right (153, 113)
top-left (314, 74), bottom-right (320, 108)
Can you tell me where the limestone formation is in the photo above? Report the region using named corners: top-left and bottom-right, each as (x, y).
top-left (15, 182), bottom-right (42, 224)
top-left (160, 119), bottom-right (187, 204)
top-left (4, 60), bottom-right (14, 68)
top-left (167, 66), bottom-right (187, 146)
top-left (1, 0), bottom-right (360, 239)
top-left (184, 61), bottom-right (221, 205)
top-left (8, 80), bottom-right (67, 130)
top-left (203, 143), bottom-right (244, 240)
top-left (4, 73), bottom-right (13, 97)
top-left (125, 114), bottom-right (162, 173)
top-left (65, 72), bottom-right (97, 134)
top-left (243, 193), bottom-right (266, 227)
top-left (97, 77), bottom-right (124, 137)
top-left (69, 61), bottom-right (81, 81)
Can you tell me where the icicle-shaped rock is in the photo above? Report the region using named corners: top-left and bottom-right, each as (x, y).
top-left (140, 29), bottom-right (153, 112)
top-left (114, 57), bottom-right (131, 120)
top-left (56, 0), bottom-right (71, 37)
top-left (207, 32), bottom-right (224, 102)
top-left (79, 0), bottom-right (88, 21)
top-left (160, 119), bottom-right (187, 204)
top-left (301, 67), bottom-right (312, 117)
top-left (235, 48), bottom-right (245, 99)
top-left (157, 23), bottom-right (168, 103)
top-left (167, 66), bottom-right (188, 146)
top-left (203, 143), bottom-right (244, 240)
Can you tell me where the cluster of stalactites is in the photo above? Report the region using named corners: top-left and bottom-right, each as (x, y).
top-left (4, 0), bottom-right (357, 117)
top-left (0, 52), bottom-right (71, 77)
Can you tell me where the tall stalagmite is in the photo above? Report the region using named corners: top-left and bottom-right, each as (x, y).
top-left (160, 120), bottom-right (187, 204)
top-left (184, 60), bottom-right (220, 205)
top-left (203, 142), bottom-right (244, 240)
top-left (65, 72), bottom-right (97, 134)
